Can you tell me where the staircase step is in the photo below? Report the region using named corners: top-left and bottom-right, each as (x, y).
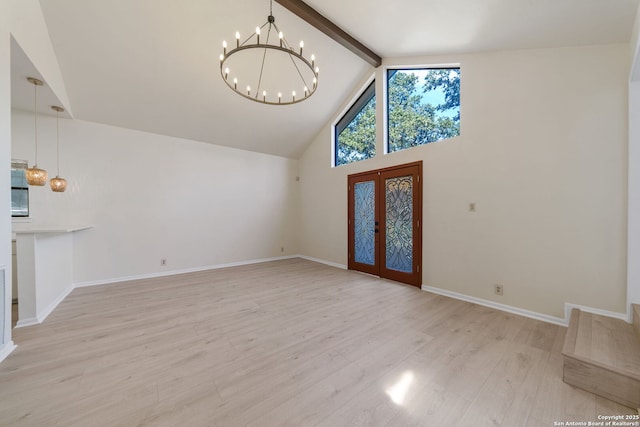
top-left (562, 308), bottom-right (640, 409)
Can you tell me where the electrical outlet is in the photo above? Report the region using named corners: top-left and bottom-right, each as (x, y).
top-left (161, 258), bottom-right (167, 266)
top-left (494, 284), bottom-right (503, 295)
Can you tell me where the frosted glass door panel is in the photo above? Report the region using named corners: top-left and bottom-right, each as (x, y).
top-left (354, 180), bottom-right (375, 266)
top-left (385, 175), bottom-right (413, 273)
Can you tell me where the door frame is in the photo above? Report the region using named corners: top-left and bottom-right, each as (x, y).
top-left (347, 161), bottom-right (423, 287)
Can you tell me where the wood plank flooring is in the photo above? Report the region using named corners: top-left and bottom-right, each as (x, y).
top-left (0, 258), bottom-right (636, 426)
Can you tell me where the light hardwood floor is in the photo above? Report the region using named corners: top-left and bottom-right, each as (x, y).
top-left (0, 258), bottom-right (636, 426)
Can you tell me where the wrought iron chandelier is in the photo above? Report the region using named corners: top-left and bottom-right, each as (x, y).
top-left (219, 0), bottom-right (319, 105)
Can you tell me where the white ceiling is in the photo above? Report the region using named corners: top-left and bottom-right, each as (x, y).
top-left (12, 0), bottom-right (640, 158)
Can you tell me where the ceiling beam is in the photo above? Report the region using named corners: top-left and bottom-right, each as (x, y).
top-left (275, 0), bottom-right (382, 68)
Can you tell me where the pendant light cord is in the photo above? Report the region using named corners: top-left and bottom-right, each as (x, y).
top-left (56, 109), bottom-right (60, 176)
top-left (33, 82), bottom-right (38, 166)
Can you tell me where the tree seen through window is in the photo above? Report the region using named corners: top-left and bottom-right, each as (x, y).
top-left (387, 68), bottom-right (460, 152)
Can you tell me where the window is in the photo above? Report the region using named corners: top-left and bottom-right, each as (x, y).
top-left (11, 160), bottom-right (29, 217)
top-left (387, 68), bottom-right (460, 153)
top-left (334, 80), bottom-right (376, 166)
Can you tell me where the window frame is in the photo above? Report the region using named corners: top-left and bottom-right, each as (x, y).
top-left (332, 74), bottom-right (376, 167)
top-left (384, 64), bottom-right (461, 155)
top-left (11, 160), bottom-right (29, 218)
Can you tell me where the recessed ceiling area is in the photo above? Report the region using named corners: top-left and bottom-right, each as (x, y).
top-left (10, 0), bottom-right (639, 158)
top-left (11, 37), bottom-right (70, 119)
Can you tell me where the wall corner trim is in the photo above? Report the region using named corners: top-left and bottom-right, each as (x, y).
top-left (0, 341), bottom-right (17, 364)
top-left (14, 284), bottom-right (74, 328)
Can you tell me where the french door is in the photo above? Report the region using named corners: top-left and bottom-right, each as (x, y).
top-left (347, 161), bottom-right (422, 287)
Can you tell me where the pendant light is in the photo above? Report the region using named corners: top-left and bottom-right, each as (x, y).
top-left (25, 77), bottom-right (48, 186)
top-left (50, 106), bottom-right (67, 192)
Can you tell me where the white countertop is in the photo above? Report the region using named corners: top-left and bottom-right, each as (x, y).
top-left (12, 225), bottom-right (93, 235)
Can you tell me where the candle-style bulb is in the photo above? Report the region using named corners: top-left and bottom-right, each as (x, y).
top-left (247, 85), bottom-right (251, 96)
top-left (222, 40), bottom-right (227, 55)
top-left (224, 68), bottom-right (229, 79)
top-left (311, 54), bottom-right (315, 68)
top-left (233, 77), bottom-right (238, 89)
top-left (299, 40), bottom-right (304, 55)
top-left (219, 54), bottom-right (224, 62)
top-left (278, 92), bottom-right (282, 103)
top-left (235, 31), bottom-right (240, 47)
top-left (279, 31), bottom-right (283, 47)
top-left (256, 27), bottom-right (260, 44)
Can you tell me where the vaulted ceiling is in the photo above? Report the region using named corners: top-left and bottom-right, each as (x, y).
top-left (12, 0), bottom-right (640, 158)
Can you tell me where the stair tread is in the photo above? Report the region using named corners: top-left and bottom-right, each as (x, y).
top-left (563, 309), bottom-right (640, 379)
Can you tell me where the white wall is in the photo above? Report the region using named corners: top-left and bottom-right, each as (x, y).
top-left (628, 6), bottom-right (640, 313)
top-left (11, 111), bottom-right (300, 285)
top-left (0, 0), bottom-right (15, 361)
top-left (299, 44), bottom-right (629, 319)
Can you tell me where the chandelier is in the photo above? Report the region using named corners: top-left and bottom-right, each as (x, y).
top-left (219, 0), bottom-right (319, 105)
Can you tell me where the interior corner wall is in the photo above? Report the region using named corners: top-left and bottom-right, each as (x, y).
top-left (0, 0), bottom-right (13, 355)
top-left (11, 111), bottom-right (300, 285)
top-left (628, 4), bottom-right (640, 311)
top-left (299, 43), bottom-right (629, 319)
top-left (629, 81), bottom-right (640, 311)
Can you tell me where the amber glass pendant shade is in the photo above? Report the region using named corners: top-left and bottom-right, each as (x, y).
top-left (50, 176), bottom-right (67, 192)
top-left (25, 166), bottom-right (48, 186)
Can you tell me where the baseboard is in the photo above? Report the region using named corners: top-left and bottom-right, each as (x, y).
top-left (38, 285), bottom-right (74, 323)
top-left (421, 285), bottom-right (567, 326)
top-left (297, 255), bottom-right (347, 270)
top-left (15, 317), bottom-right (39, 328)
top-left (14, 285), bottom-right (74, 328)
top-left (74, 255), bottom-right (300, 288)
top-left (0, 341), bottom-right (16, 364)
top-left (564, 303), bottom-right (629, 324)
top-left (421, 285), bottom-right (631, 327)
